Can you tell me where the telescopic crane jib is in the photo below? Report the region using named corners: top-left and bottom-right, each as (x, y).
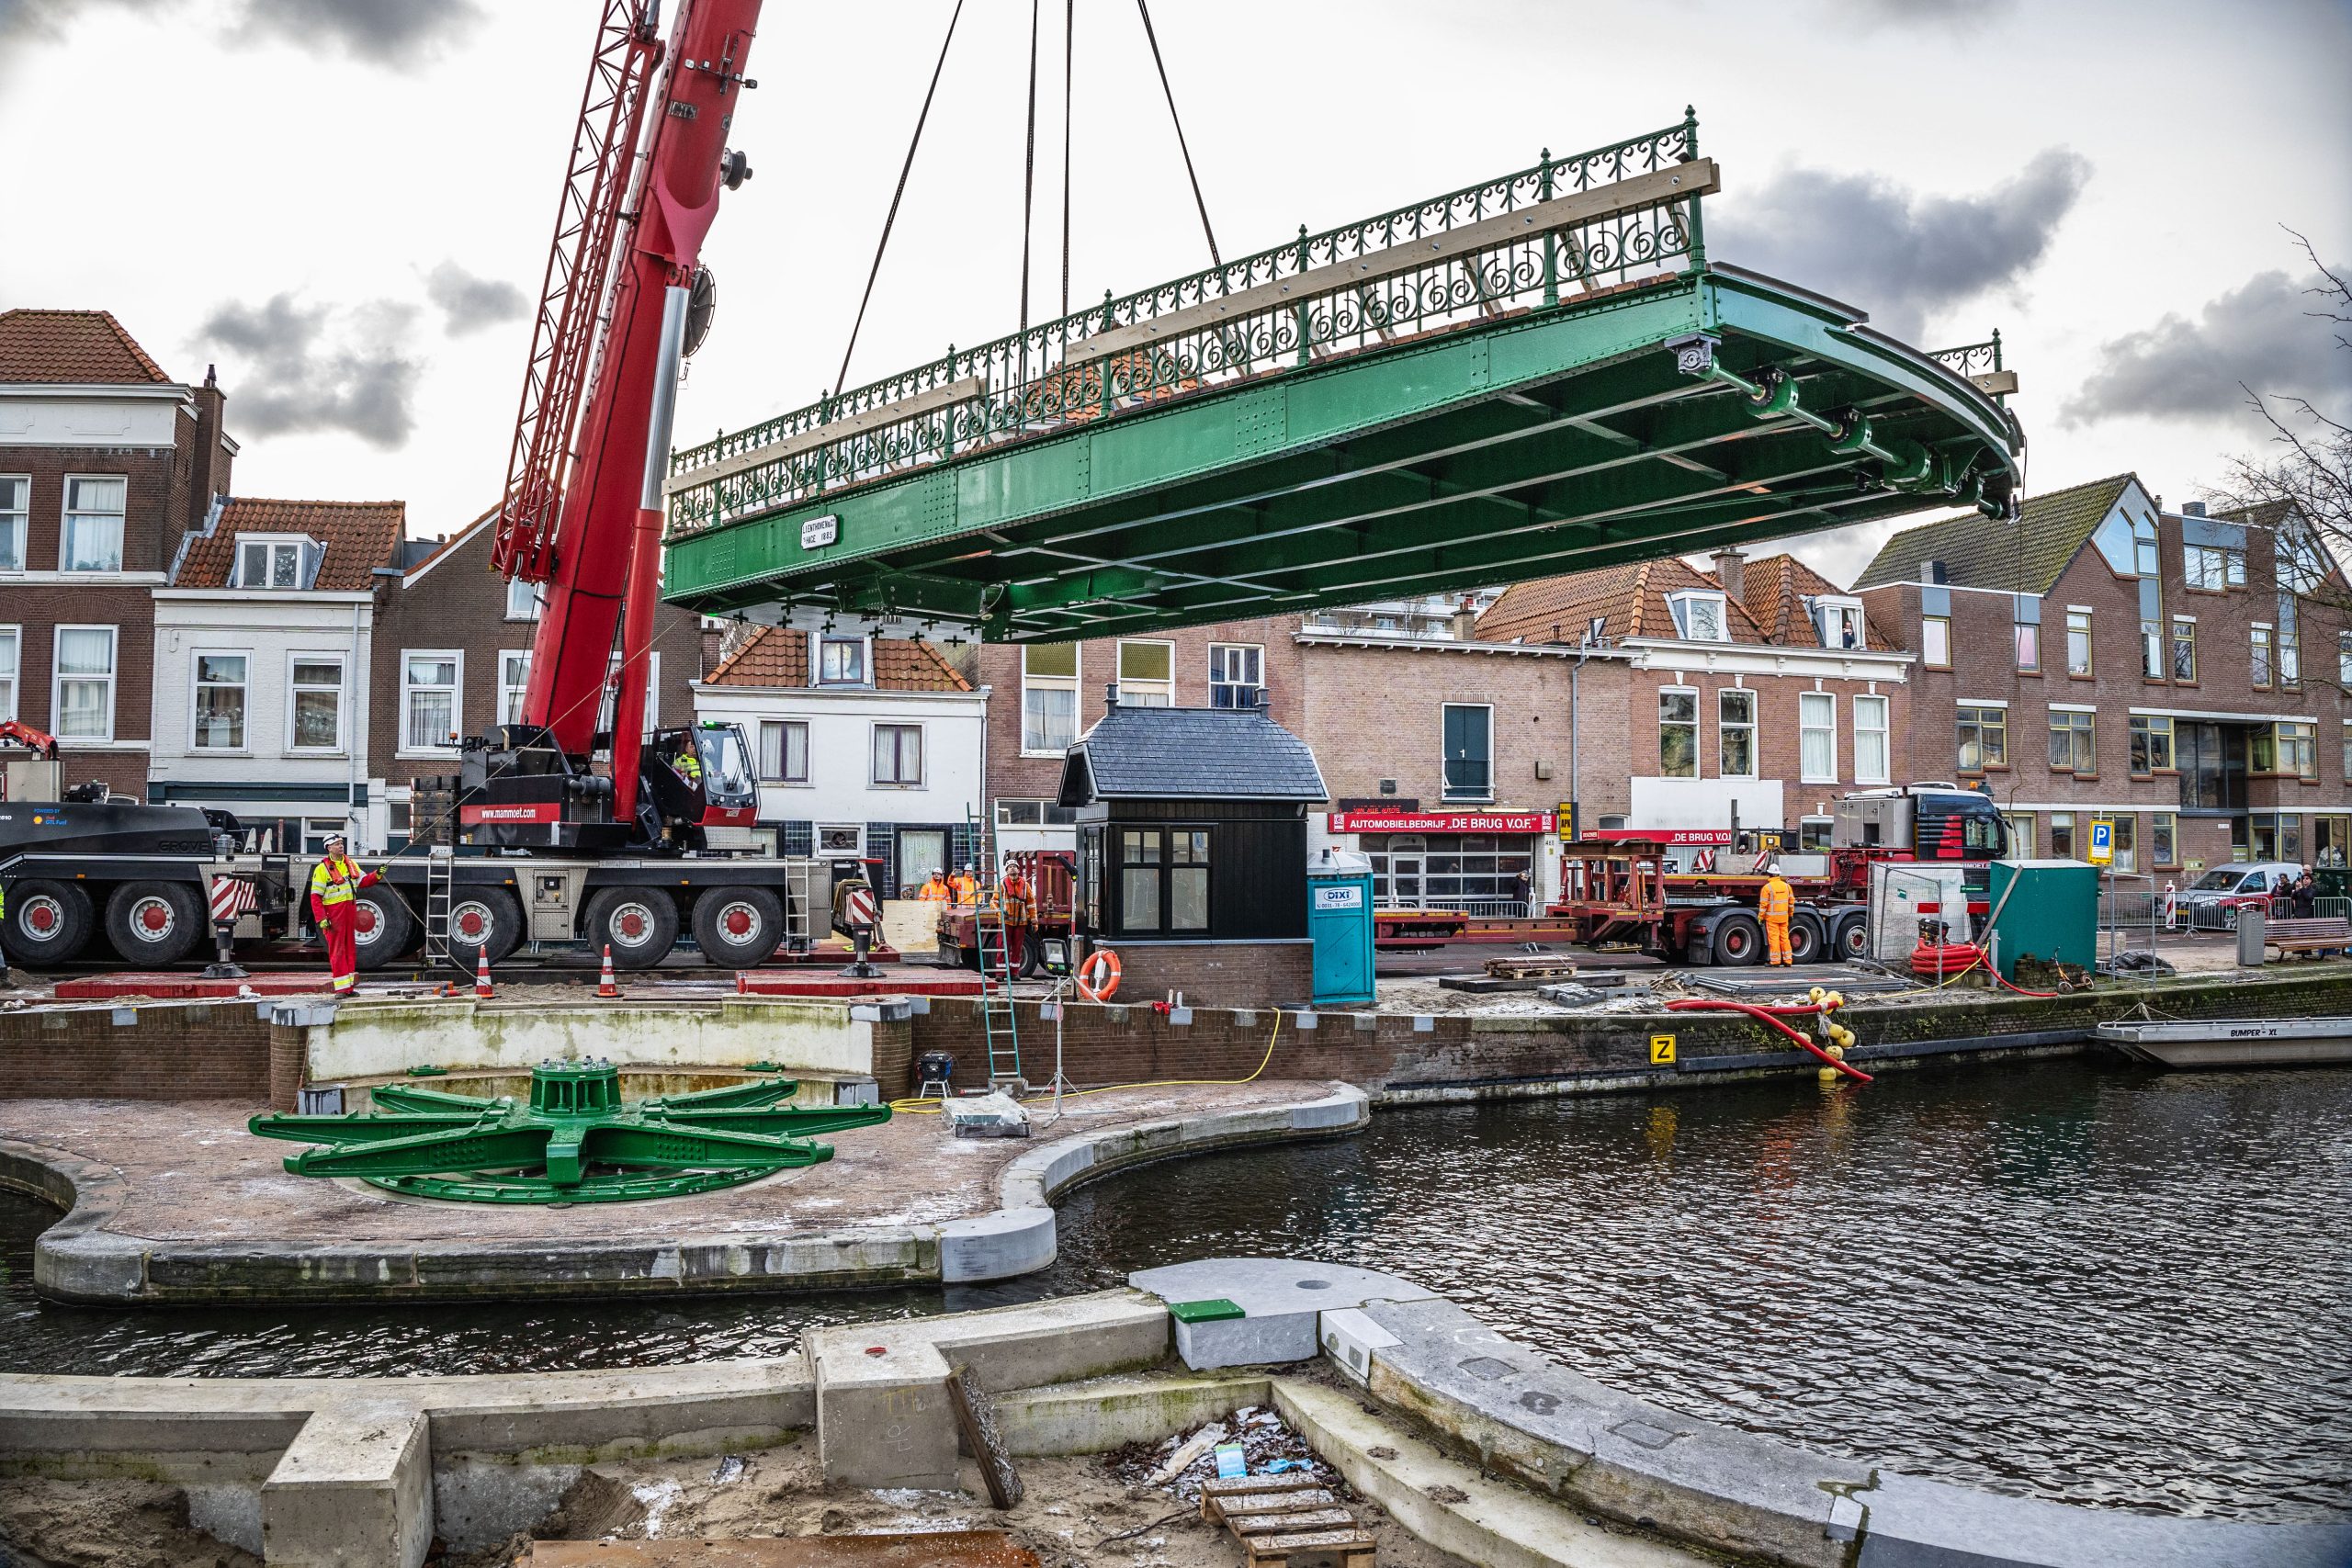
top-left (487, 0), bottom-right (760, 839)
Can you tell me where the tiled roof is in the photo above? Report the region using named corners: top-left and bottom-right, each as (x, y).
top-left (1738, 553), bottom-right (1890, 650)
top-left (0, 309), bottom-right (173, 385)
top-left (2211, 498), bottom-right (2300, 531)
top-left (1059, 704), bottom-right (1328, 804)
top-left (700, 626), bottom-right (973, 692)
top-left (1473, 555), bottom-right (1770, 645)
top-left (175, 497), bottom-right (406, 590)
top-left (1852, 474), bottom-right (2138, 593)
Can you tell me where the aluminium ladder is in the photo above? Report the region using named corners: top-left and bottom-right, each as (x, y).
top-left (974, 902), bottom-right (1023, 1089)
top-left (424, 845), bottom-right (456, 971)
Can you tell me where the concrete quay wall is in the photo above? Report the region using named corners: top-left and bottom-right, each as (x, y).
top-left (4, 1270), bottom-right (2344, 1568)
top-left (909, 963), bottom-right (2352, 1101)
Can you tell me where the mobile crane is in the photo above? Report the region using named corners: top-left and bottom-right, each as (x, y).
top-left (1, 1), bottom-right (799, 975)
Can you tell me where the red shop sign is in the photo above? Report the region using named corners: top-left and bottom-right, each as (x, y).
top-left (1328, 810), bottom-right (1550, 834)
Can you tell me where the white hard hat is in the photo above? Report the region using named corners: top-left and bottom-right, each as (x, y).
top-left (1767, 862), bottom-right (1784, 875)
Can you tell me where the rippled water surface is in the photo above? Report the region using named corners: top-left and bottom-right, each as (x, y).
top-left (5, 1059), bottom-right (2348, 1519)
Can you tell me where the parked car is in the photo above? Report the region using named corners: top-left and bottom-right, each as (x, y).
top-left (2177, 862), bottom-right (2304, 929)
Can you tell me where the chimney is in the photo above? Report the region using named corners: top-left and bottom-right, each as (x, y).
top-left (2182, 500), bottom-right (2207, 518)
top-left (1449, 595), bottom-right (1479, 641)
top-left (1103, 682), bottom-right (1120, 710)
top-left (1712, 547), bottom-right (1746, 601)
top-left (187, 363), bottom-right (232, 536)
top-left (1919, 560), bottom-right (1949, 585)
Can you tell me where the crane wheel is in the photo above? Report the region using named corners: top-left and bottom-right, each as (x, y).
top-left (1709, 910), bottom-right (1765, 966)
top-left (586, 888), bottom-right (680, 969)
top-left (6, 880), bottom-right (94, 966)
top-left (351, 887), bottom-right (418, 970)
top-left (692, 887), bottom-right (783, 970)
top-left (446, 887), bottom-right (525, 972)
top-left (104, 882), bottom-right (202, 967)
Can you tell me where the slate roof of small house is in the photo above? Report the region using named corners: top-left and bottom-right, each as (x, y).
top-left (0, 309), bottom-right (173, 384)
top-left (1852, 474), bottom-right (2139, 593)
top-left (175, 497), bottom-right (407, 590)
top-left (1058, 703), bottom-right (1328, 806)
top-left (700, 625), bottom-right (973, 692)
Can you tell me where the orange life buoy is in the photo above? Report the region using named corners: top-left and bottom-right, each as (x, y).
top-left (1075, 947), bottom-right (1122, 1000)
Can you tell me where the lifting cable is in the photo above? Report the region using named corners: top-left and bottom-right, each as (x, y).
top-left (1020, 0), bottom-right (1041, 344)
top-left (1135, 0), bottom-right (1220, 267)
top-left (1061, 0), bottom-right (1074, 319)
top-left (833, 0), bottom-right (967, 398)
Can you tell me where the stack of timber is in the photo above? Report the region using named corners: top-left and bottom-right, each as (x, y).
top-left (1200, 1473), bottom-right (1375, 1568)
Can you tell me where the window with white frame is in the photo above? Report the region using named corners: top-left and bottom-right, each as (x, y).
top-left (0, 626), bottom-right (17, 720)
top-left (61, 476), bottom-right (125, 572)
top-left (499, 651), bottom-right (531, 725)
top-left (191, 652), bottom-right (249, 749)
top-left (52, 626), bottom-right (116, 739)
top-left (0, 476), bottom-right (26, 572)
top-left (1022, 642), bottom-right (1080, 752)
top-left (504, 579), bottom-right (546, 620)
top-left (871, 723), bottom-right (922, 785)
top-left (1116, 639), bottom-right (1174, 705)
top-left (1658, 689), bottom-right (1698, 778)
top-left (1853, 694), bottom-right (1890, 784)
top-left (402, 651), bottom-right (460, 752)
top-left (816, 634), bottom-right (866, 685)
top-left (288, 655), bottom-right (345, 751)
top-left (1812, 596), bottom-right (1865, 649)
top-left (1799, 691), bottom-right (1837, 782)
top-left (1208, 643), bottom-right (1263, 708)
top-left (757, 719), bottom-right (808, 783)
top-left (235, 536), bottom-right (312, 590)
top-left (1666, 590), bottom-right (1728, 641)
top-left (1718, 688), bottom-right (1756, 777)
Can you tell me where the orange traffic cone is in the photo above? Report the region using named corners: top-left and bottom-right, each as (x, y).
top-left (736, 970), bottom-right (749, 995)
top-left (597, 945), bottom-right (621, 998)
top-left (474, 947), bottom-right (494, 999)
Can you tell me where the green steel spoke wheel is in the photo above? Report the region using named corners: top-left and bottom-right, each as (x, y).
top-left (249, 1060), bottom-right (890, 1204)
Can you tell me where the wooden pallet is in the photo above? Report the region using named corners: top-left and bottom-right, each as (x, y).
top-left (1200, 1476), bottom-right (1374, 1568)
top-left (1481, 955), bottom-right (1580, 980)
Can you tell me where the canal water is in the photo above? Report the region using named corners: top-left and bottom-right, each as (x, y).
top-left (3, 1058), bottom-right (2346, 1521)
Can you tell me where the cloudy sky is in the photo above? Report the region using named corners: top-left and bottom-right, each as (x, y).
top-left (4, 0), bottom-right (2347, 584)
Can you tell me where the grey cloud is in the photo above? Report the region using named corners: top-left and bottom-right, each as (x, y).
top-left (201, 294), bottom-right (421, 450)
top-left (2064, 269), bottom-right (2352, 426)
top-left (1832, 0), bottom-right (2014, 29)
top-left (1711, 148), bottom-right (2090, 344)
top-left (1, 0), bottom-right (477, 65)
top-left (425, 262), bottom-right (528, 336)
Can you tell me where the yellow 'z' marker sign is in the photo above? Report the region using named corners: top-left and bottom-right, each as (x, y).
top-left (1649, 1033), bottom-right (1677, 1065)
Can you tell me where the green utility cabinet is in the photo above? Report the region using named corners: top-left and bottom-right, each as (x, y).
top-left (1986, 860), bottom-right (2100, 979)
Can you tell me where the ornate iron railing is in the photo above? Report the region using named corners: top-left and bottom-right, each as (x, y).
top-left (667, 112), bottom-right (1707, 536)
top-left (1929, 333), bottom-right (2003, 379)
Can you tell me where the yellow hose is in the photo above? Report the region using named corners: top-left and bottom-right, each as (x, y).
top-left (890, 1009), bottom-right (1284, 1113)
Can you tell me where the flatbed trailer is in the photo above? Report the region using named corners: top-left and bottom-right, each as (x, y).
top-left (934, 851), bottom-right (1077, 972)
top-left (1546, 840), bottom-right (1872, 965)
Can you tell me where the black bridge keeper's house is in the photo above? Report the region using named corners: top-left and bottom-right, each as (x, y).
top-left (1059, 689), bottom-right (1329, 1009)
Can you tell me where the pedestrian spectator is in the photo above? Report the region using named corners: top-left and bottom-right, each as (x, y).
top-left (2293, 869), bottom-right (2317, 919)
top-left (1512, 867), bottom-right (1533, 914)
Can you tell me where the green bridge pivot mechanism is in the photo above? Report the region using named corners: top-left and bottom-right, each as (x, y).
top-left (249, 1060), bottom-right (891, 1204)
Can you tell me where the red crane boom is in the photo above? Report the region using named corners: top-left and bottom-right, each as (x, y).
top-left (493, 0), bottom-right (758, 819)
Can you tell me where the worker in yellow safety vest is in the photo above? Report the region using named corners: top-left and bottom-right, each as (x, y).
top-left (672, 745), bottom-right (704, 788)
top-left (917, 869), bottom-right (952, 902)
top-left (309, 833), bottom-right (382, 994)
top-left (950, 863), bottom-right (981, 905)
top-left (1760, 863), bottom-right (1795, 967)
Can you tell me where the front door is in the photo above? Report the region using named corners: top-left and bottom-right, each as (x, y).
top-left (1388, 853), bottom-right (1423, 908)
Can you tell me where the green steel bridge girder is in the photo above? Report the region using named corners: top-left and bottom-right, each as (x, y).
top-left (662, 266), bottom-right (2021, 642)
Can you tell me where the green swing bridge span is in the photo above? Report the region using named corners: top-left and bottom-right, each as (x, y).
top-left (661, 112), bottom-right (2020, 642)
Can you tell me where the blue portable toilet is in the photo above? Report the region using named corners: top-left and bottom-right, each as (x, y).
top-left (1307, 847), bottom-right (1376, 1005)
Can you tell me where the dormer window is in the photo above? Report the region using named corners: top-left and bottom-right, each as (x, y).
top-left (1811, 595), bottom-right (1865, 649)
top-left (1667, 590), bottom-right (1729, 642)
top-left (816, 634), bottom-right (867, 686)
top-left (236, 535), bottom-right (316, 589)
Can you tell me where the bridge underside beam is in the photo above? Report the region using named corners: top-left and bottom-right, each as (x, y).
top-left (664, 268), bottom-right (2018, 642)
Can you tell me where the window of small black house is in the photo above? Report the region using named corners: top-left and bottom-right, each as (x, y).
top-left (1115, 826), bottom-right (1212, 932)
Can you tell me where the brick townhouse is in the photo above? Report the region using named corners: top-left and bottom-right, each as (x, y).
top-left (0, 310), bottom-right (232, 795)
top-left (1854, 473), bottom-right (2352, 881)
top-left (368, 509), bottom-right (702, 849)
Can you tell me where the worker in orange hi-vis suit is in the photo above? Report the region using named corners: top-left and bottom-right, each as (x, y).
top-left (950, 863), bottom-right (981, 906)
top-left (1760, 863), bottom-right (1796, 967)
top-left (916, 869), bottom-right (952, 902)
top-left (999, 861), bottom-right (1037, 976)
top-left (308, 833), bottom-right (381, 995)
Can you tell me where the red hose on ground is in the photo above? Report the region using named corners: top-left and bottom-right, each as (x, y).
top-left (1666, 998), bottom-right (1875, 1081)
top-left (1907, 941), bottom-right (2062, 998)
